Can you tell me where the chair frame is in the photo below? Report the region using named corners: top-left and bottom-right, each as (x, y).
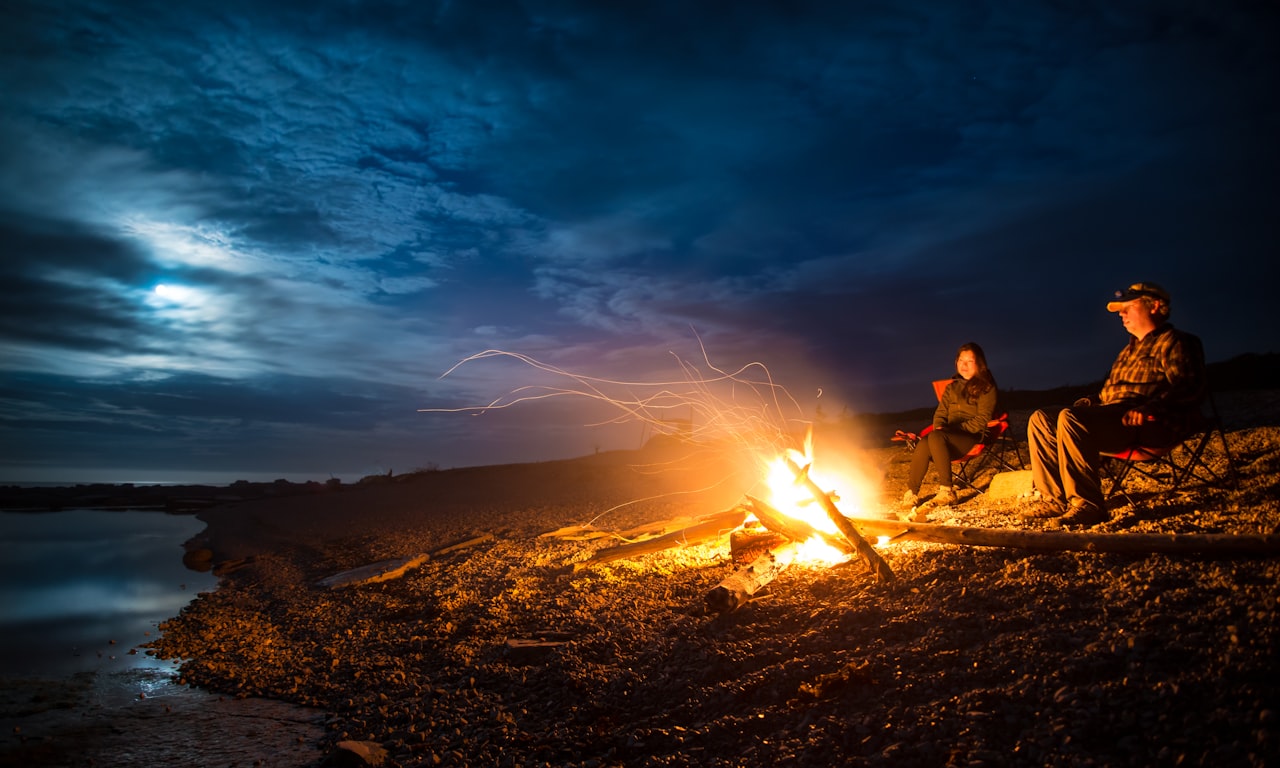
top-left (919, 413), bottom-right (1026, 493)
top-left (1101, 392), bottom-right (1238, 507)
top-left (1100, 333), bottom-right (1237, 506)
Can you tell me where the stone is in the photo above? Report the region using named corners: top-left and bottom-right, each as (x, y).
top-left (987, 470), bottom-right (1032, 499)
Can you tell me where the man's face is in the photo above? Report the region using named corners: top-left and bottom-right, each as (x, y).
top-left (1116, 298), bottom-right (1160, 337)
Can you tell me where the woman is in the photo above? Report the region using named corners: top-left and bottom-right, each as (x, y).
top-left (902, 342), bottom-right (999, 509)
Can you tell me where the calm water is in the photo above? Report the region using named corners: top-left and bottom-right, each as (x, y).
top-left (0, 508), bottom-right (219, 678)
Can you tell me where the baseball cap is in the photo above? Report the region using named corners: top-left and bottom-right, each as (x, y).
top-left (1107, 281), bottom-right (1170, 312)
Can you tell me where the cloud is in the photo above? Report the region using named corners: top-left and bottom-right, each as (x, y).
top-left (0, 0), bottom-right (1275, 480)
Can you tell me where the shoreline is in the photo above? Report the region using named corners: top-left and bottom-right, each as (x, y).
top-left (5, 387), bottom-right (1279, 766)
top-left (0, 667), bottom-right (326, 767)
top-left (0, 476), bottom-right (353, 513)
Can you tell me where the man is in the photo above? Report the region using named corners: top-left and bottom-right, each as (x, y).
top-left (1025, 282), bottom-right (1206, 526)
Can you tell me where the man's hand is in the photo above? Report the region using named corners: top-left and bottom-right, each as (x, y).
top-left (1122, 408), bottom-right (1149, 427)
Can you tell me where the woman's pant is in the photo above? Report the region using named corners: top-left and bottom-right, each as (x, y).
top-left (908, 428), bottom-right (980, 493)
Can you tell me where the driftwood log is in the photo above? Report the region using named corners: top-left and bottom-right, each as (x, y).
top-left (706, 542), bottom-right (799, 613)
top-left (433, 532), bottom-right (495, 555)
top-left (315, 533), bottom-right (498, 589)
top-left (317, 554), bottom-right (431, 589)
top-left (844, 517), bottom-right (1280, 555)
top-left (573, 507), bottom-right (748, 571)
top-left (543, 515), bottom-right (726, 543)
top-left (783, 456), bottom-right (895, 582)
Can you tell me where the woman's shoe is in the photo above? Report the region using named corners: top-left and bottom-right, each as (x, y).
top-left (900, 489), bottom-right (919, 508)
top-left (932, 487), bottom-right (957, 507)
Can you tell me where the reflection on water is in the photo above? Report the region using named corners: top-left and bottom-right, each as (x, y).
top-left (0, 509), bottom-right (219, 678)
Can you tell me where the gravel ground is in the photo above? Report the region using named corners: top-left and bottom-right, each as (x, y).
top-left (72, 393), bottom-right (1280, 766)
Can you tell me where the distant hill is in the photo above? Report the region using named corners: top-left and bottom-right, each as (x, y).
top-left (999, 351), bottom-right (1280, 412)
top-left (1204, 351), bottom-right (1280, 391)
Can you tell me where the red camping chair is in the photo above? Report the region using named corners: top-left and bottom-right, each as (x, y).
top-left (892, 379), bottom-right (1026, 493)
top-left (1100, 338), bottom-right (1237, 505)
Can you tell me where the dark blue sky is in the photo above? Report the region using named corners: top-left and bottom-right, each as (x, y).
top-left (2, 0), bottom-right (1276, 483)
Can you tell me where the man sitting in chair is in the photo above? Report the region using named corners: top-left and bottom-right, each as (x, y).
top-left (1025, 281), bottom-right (1206, 527)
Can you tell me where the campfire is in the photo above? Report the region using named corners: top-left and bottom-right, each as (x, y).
top-left (420, 343), bottom-right (1280, 615)
top-left (421, 343), bottom-right (894, 583)
top-left (554, 427), bottom-right (896, 613)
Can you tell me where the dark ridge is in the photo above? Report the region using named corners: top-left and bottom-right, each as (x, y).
top-left (5, 354), bottom-right (1275, 510)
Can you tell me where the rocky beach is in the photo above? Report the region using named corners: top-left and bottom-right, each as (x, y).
top-left (3, 382), bottom-right (1279, 767)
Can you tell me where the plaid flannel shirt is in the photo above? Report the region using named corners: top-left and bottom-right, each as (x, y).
top-left (1099, 323), bottom-right (1206, 431)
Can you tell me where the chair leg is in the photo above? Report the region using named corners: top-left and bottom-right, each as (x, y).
top-left (953, 465), bottom-right (980, 493)
top-left (1105, 424), bottom-right (1238, 508)
top-left (1104, 457), bottom-right (1140, 507)
top-left (945, 434), bottom-right (1028, 496)
top-left (1216, 427), bottom-right (1240, 489)
top-left (1179, 426), bottom-right (1239, 490)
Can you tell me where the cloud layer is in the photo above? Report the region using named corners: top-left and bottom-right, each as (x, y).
top-left (2, 0), bottom-right (1276, 481)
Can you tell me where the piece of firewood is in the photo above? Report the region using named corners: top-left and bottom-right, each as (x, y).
top-left (783, 456), bottom-right (895, 582)
top-left (729, 524), bottom-right (789, 564)
top-left (433, 532), bottom-right (495, 555)
top-left (843, 517), bottom-right (1280, 555)
top-left (539, 524), bottom-right (612, 541)
top-left (317, 554), bottom-right (430, 589)
top-left (504, 635), bottom-right (572, 664)
top-left (706, 542), bottom-right (799, 613)
top-left (573, 507), bottom-right (748, 571)
top-left (744, 495), bottom-right (854, 555)
top-left (541, 517), bottom-right (704, 542)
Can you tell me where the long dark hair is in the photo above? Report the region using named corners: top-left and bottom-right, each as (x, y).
top-left (958, 342), bottom-right (997, 404)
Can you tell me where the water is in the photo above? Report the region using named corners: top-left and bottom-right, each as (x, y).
top-left (0, 508), bottom-right (219, 678)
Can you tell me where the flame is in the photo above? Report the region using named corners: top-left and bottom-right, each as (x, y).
top-left (758, 444), bottom-right (870, 566)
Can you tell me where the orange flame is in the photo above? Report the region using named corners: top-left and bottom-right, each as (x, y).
top-left (758, 439), bottom-right (871, 566)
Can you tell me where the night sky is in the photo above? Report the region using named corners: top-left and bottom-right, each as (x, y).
top-left (2, 1), bottom-right (1276, 484)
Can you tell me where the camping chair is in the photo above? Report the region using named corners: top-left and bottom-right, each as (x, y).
top-left (892, 379), bottom-right (1026, 494)
top-left (1101, 390), bottom-right (1238, 506)
top-left (1100, 334), bottom-right (1238, 506)
top-left (922, 413), bottom-right (1024, 493)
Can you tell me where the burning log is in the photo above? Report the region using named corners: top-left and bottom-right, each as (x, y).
top-left (706, 542), bottom-right (799, 613)
top-left (708, 496), bottom-right (863, 613)
top-left (843, 517), bottom-right (1280, 556)
top-left (573, 507), bottom-right (748, 571)
top-left (743, 495), bottom-right (853, 556)
top-left (729, 525), bottom-right (789, 564)
top-left (783, 456), bottom-right (895, 582)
